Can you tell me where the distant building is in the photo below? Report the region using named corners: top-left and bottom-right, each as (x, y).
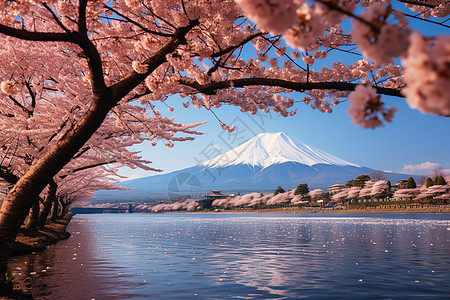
top-left (205, 190), bottom-right (227, 200)
top-left (396, 180), bottom-right (408, 189)
top-left (328, 184), bottom-right (346, 195)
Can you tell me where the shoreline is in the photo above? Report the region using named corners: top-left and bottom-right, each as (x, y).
top-left (11, 214), bottom-right (72, 257)
top-left (1, 214), bottom-right (73, 300)
top-left (165, 206), bottom-right (450, 214)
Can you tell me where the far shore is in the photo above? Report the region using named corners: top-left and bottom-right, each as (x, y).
top-left (163, 205), bottom-right (450, 214)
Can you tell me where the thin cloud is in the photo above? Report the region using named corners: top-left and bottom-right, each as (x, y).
top-left (400, 162), bottom-right (441, 175)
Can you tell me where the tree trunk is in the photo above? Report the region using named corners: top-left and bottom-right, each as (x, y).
top-left (58, 198), bottom-right (66, 219)
top-left (0, 89), bottom-right (115, 292)
top-left (25, 199), bottom-right (40, 230)
top-left (50, 195), bottom-right (59, 223)
top-left (38, 180), bottom-right (57, 228)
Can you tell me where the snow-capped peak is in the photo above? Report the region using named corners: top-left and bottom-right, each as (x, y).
top-left (202, 132), bottom-right (359, 169)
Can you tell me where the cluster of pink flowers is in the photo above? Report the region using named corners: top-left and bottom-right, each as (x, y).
top-left (235, 0), bottom-right (297, 34)
top-left (132, 61), bottom-right (149, 74)
top-left (351, 4), bottom-right (409, 65)
top-left (347, 85), bottom-right (397, 129)
top-left (220, 123), bottom-right (236, 133)
top-left (332, 180), bottom-right (390, 202)
top-left (283, 3), bottom-right (329, 50)
top-left (231, 0), bottom-right (448, 120)
top-left (402, 33), bottom-right (450, 116)
top-left (0, 81), bottom-right (19, 95)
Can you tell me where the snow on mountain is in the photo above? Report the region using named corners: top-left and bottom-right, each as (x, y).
top-left (202, 132), bottom-right (359, 169)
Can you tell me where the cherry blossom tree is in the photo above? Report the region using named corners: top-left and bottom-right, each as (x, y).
top-left (308, 188), bottom-right (325, 202)
top-left (370, 180), bottom-right (389, 200)
top-left (346, 186), bottom-right (362, 203)
top-left (54, 165), bottom-right (131, 217)
top-left (240, 192), bottom-right (263, 207)
top-left (359, 180), bottom-right (376, 200)
top-left (393, 187), bottom-right (420, 201)
top-left (150, 199), bottom-right (199, 212)
top-left (332, 188), bottom-right (349, 203)
top-left (370, 171), bottom-right (386, 181)
top-left (0, 0), bottom-right (449, 291)
top-left (0, 38), bottom-right (203, 228)
top-left (246, 192), bottom-right (265, 207)
top-left (212, 197), bottom-right (231, 208)
top-left (415, 183), bottom-right (450, 202)
top-left (266, 190), bottom-right (292, 205)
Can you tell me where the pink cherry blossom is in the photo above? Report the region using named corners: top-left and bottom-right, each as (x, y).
top-left (402, 33), bottom-right (450, 116)
top-left (347, 85), bottom-right (397, 129)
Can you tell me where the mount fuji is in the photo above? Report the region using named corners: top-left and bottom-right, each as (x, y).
top-left (93, 132), bottom-right (407, 203)
top-left (202, 132), bottom-right (360, 169)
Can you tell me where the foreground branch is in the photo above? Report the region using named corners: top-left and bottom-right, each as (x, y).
top-left (179, 77), bottom-right (404, 98)
top-left (0, 24), bottom-right (73, 42)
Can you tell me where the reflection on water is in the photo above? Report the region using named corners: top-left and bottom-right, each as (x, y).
top-left (8, 213), bottom-right (450, 299)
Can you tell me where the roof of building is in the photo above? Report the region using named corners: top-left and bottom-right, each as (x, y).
top-left (328, 184), bottom-right (346, 188)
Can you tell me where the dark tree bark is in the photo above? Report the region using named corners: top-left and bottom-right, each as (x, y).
top-left (24, 199), bottom-right (39, 230)
top-left (38, 180), bottom-right (57, 228)
top-left (58, 198), bottom-right (67, 219)
top-left (50, 195), bottom-right (59, 223)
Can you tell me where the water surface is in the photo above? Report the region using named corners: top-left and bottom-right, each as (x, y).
top-left (9, 213), bottom-right (450, 299)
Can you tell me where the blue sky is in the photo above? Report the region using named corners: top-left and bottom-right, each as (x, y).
top-left (118, 93), bottom-right (450, 180)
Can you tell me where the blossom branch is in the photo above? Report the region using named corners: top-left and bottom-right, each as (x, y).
top-left (59, 161), bottom-right (117, 179)
top-left (104, 5), bottom-right (173, 37)
top-left (42, 2), bottom-right (72, 34)
top-left (7, 95), bottom-right (31, 116)
top-left (0, 24), bottom-right (73, 42)
top-left (178, 77), bottom-right (403, 98)
top-left (399, 11), bottom-right (450, 28)
top-left (110, 18), bottom-right (199, 101)
top-left (75, 0), bottom-right (107, 95)
top-left (211, 32), bottom-right (264, 58)
top-left (398, 0), bottom-right (441, 8)
top-left (314, 0), bottom-right (380, 33)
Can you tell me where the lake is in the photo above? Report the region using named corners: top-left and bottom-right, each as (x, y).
top-left (8, 213), bottom-right (450, 299)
